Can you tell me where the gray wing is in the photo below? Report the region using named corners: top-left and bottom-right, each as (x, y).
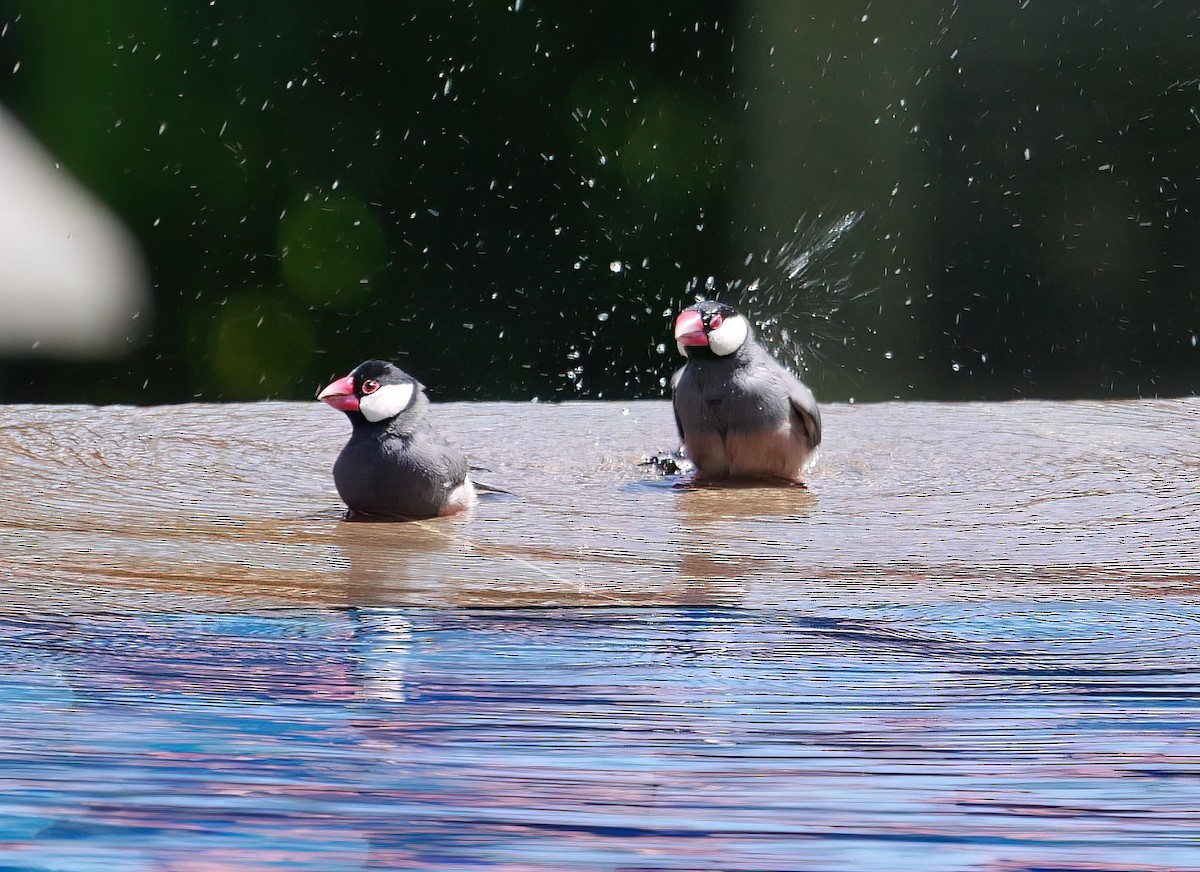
top-left (377, 425), bottom-right (471, 515)
top-left (740, 340), bottom-right (822, 449)
top-left (786, 373), bottom-right (822, 449)
top-left (408, 424), bottom-right (470, 488)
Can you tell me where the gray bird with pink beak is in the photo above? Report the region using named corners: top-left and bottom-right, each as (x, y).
top-left (318, 359), bottom-right (476, 519)
top-left (670, 301), bottom-right (821, 483)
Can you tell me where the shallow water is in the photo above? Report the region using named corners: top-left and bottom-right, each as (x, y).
top-left (1, 399), bottom-right (1198, 870)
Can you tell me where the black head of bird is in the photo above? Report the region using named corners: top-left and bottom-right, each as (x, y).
top-left (673, 301), bottom-right (752, 360)
top-left (317, 359), bottom-right (426, 429)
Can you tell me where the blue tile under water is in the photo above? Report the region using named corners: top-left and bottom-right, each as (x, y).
top-left (0, 605), bottom-right (1198, 870)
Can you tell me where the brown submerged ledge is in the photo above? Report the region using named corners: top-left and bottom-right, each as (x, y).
top-left (0, 398), bottom-right (1197, 613)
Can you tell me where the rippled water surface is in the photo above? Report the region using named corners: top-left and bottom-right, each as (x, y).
top-left (1, 399), bottom-right (1198, 870)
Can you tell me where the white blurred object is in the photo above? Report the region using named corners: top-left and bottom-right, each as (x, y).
top-left (0, 103), bottom-right (150, 356)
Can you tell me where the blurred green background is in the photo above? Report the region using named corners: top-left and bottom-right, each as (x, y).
top-left (0, 1), bottom-right (1196, 403)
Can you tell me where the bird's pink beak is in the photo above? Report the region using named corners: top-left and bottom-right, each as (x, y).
top-left (318, 374), bottom-right (359, 412)
top-left (674, 309), bottom-right (708, 347)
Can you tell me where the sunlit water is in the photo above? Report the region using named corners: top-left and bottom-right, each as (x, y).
top-left (1, 399), bottom-right (1198, 870)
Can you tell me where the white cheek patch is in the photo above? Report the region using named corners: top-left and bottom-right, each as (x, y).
top-left (708, 315), bottom-right (749, 356)
top-left (359, 382), bottom-right (416, 422)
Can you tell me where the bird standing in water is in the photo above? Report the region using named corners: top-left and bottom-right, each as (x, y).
top-left (318, 360), bottom-right (476, 519)
top-left (670, 301), bottom-right (821, 483)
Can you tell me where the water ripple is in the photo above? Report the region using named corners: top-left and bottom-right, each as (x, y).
top-left (1, 400), bottom-right (1198, 868)
top-left (0, 606), bottom-right (1197, 869)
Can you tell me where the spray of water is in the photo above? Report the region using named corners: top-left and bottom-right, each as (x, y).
top-left (684, 211), bottom-right (871, 375)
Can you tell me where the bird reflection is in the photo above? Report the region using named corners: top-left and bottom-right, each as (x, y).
top-left (672, 479), bottom-right (819, 594)
top-left (334, 517), bottom-right (463, 607)
top-left (348, 608), bottom-right (415, 704)
top-left (676, 478), bottom-right (819, 524)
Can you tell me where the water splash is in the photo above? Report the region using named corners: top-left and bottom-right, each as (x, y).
top-left (685, 211), bottom-right (870, 374)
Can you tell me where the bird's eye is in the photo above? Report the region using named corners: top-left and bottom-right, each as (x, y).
top-left (361, 379), bottom-right (381, 395)
top-left (708, 313), bottom-right (723, 330)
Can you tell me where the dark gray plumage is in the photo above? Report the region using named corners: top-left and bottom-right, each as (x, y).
top-left (670, 301), bottom-right (821, 482)
top-left (318, 360), bottom-right (476, 519)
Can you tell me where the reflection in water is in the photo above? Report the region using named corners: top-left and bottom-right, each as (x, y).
top-left (0, 399), bottom-right (1199, 868)
top-left (0, 607), bottom-right (1198, 870)
top-left (677, 478), bottom-right (819, 522)
top-left (672, 481), bottom-right (817, 596)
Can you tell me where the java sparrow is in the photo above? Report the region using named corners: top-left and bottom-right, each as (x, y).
top-left (670, 301), bottom-right (822, 482)
top-left (318, 359), bottom-right (476, 518)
